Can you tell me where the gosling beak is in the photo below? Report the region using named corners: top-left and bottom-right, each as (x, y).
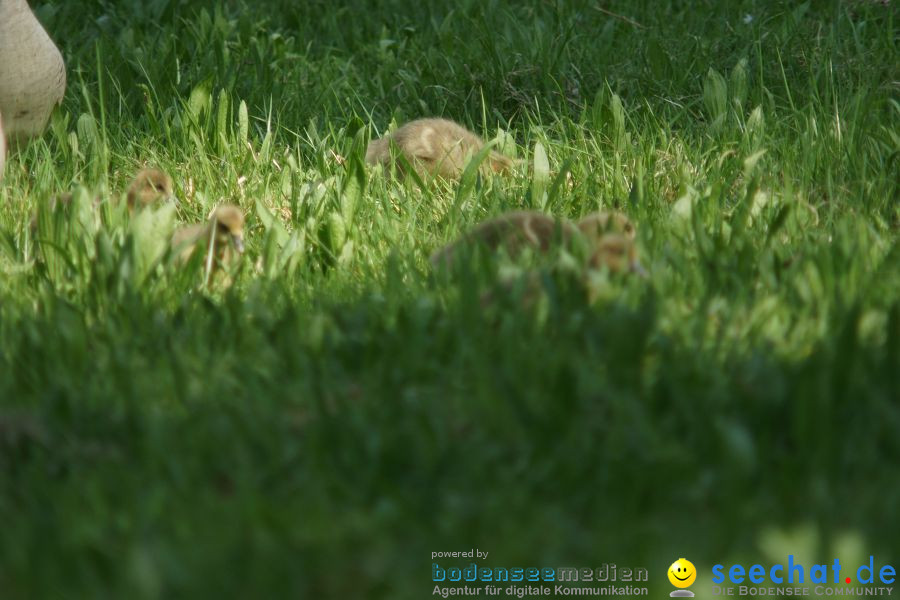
top-left (231, 234), bottom-right (245, 254)
top-left (630, 259), bottom-right (649, 279)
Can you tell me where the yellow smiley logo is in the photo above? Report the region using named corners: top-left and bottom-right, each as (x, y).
top-left (668, 558), bottom-right (697, 588)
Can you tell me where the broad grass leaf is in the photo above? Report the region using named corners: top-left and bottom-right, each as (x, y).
top-left (129, 203), bottom-right (176, 283)
top-left (532, 141), bottom-right (550, 210)
top-left (704, 67), bottom-right (728, 131)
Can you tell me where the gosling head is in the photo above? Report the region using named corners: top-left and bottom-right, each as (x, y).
top-left (586, 233), bottom-right (647, 277)
top-left (576, 211), bottom-right (645, 275)
top-left (127, 168), bottom-right (175, 210)
top-left (486, 151), bottom-right (518, 175)
top-left (211, 204), bottom-right (245, 254)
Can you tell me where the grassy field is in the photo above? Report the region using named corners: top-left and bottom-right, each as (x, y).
top-left (0, 0), bottom-right (898, 597)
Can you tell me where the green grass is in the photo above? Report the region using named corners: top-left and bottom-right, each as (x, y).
top-left (1, 0), bottom-right (898, 598)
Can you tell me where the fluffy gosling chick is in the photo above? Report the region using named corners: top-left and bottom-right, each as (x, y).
top-left (171, 204), bottom-right (245, 274)
top-left (127, 168), bottom-right (174, 211)
top-left (431, 209), bottom-right (646, 276)
top-left (430, 210), bottom-right (578, 269)
top-left (366, 117), bottom-right (515, 180)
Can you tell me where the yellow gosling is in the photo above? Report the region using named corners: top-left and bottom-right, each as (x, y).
top-left (432, 209), bottom-right (647, 277)
top-left (126, 168), bottom-right (175, 211)
top-left (366, 117), bottom-right (515, 180)
top-left (171, 205), bottom-right (245, 283)
top-left (430, 210), bottom-right (578, 268)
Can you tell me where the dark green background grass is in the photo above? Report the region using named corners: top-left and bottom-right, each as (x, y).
top-left (0, 0), bottom-right (897, 597)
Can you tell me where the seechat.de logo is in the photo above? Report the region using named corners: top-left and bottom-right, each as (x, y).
top-left (712, 555), bottom-right (896, 586)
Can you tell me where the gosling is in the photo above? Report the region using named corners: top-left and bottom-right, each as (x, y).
top-left (171, 205), bottom-right (245, 280)
top-left (366, 117), bottom-right (515, 180)
top-left (430, 211), bottom-right (578, 268)
top-left (431, 209), bottom-right (645, 275)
